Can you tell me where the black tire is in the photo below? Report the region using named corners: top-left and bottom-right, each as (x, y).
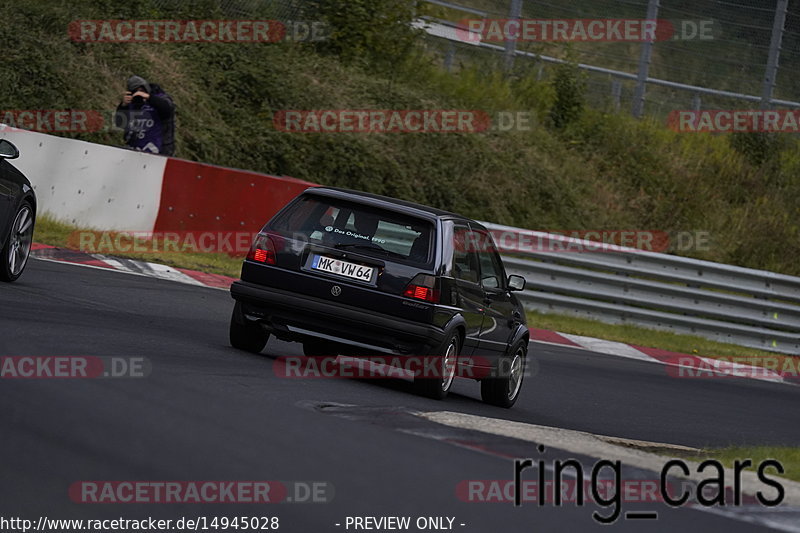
top-left (414, 333), bottom-right (460, 400)
top-left (0, 201), bottom-right (35, 282)
top-left (229, 307), bottom-right (269, 354)
top-left (481, 340), bottom-right (527, 408)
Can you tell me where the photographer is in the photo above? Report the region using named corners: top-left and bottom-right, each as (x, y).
top-left (114, 75), bottom-right (175, 156)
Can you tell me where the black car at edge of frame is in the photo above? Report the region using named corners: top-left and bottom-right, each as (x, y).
top-left (229, 187), bottom-right (529, 408)
top-left (0, 139), bottom-right (36, 283)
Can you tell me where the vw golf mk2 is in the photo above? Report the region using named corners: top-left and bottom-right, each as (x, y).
top-left (229, 187), bottom-right (529, 407)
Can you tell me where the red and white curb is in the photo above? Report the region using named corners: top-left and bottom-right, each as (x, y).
top-left (530, 328), bottom-right (798, 385)
top-left (29, 244), bottom-right (796, 386)
top-left (31, 243), bottom-right (235, 289)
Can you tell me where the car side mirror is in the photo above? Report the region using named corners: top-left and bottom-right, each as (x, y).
top-left (0, 139), bottom-right (19, 159)
top-left (508, 275), bottom-right (526, 291)
top-left (481, 275), bottom-right (499, 289)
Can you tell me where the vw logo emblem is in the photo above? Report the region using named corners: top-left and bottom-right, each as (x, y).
top-left (331, 285), bottom-right (342, 296)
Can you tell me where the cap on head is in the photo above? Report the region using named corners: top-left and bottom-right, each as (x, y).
top-left (127, 75), bottom-right (151, 93)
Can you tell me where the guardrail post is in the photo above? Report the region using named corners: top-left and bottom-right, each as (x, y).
top-left (632, 0), bottom-right (660, 118)
top-left (692, 93), bottom-right (701, 112)
top-left (611, 79), bottom-right (622, 112)
top-left (444, 43), bottom-right (455, 72)
top-left (761, 0), bottom-right (788, 110)
top-left (504, 0), bottom-right (523, 71)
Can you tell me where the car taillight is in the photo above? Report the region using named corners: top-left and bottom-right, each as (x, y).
top-left (247, 234), bottom-right (276, 264)
top-left (403, 274), bottom-right (439, 303)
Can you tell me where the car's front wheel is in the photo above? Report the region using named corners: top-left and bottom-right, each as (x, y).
top-left (229, 306), bottom-right (269, 354)
top-left (0, 201), bottom-right (35, 282)
top-left (481, 340), bottom-right (527, 408)
top-left (414, 333), bottom-right (459, 400)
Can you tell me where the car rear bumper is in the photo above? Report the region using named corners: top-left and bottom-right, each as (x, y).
top-left (230, 281), bottom-right (446, 355)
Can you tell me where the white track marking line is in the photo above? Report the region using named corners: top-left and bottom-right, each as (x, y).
top-left (100, 257), bottom-right (206, 286)
top-left (418, 410), bottom-right (800, 532)
top-left (558, 333), bottom-right (657, 363)
top-left (534, 333), bottom-right (794, 387)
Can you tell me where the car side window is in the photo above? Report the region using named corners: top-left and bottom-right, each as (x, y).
top-left (451, 225), bottom-right (480, 284)
top-left (472, 229), bottom-right (505, 290)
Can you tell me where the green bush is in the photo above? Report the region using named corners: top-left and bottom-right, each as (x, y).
top-left (729, 132), bottom-right (782, 167)
top-left (303, 0), bottom-right (423, 72)
top-left (549, 55), bottom-right (587, 130)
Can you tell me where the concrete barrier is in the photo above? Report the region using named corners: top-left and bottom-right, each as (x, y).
top-left (0, 125), bottom-right (314, 234)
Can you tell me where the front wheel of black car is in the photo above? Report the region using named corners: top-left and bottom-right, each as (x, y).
top-left (229, 308), bottom-right (269, 354)
top-left (481, 340), bottom-right (527, 408)
top-left (414, 333), bottom-right (460, 400)
top-left (0, 201), bottom-right (35, 283)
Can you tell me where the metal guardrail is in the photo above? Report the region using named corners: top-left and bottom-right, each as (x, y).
top-left (416, 15), bottom-right (800, 111)
top-left (480, 222), bottom-right (800, 355)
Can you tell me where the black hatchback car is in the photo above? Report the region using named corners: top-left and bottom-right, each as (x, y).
top-left (229, 187), bottom-right (529, 407)
top-left (0, 139), bottom-right (36, 282)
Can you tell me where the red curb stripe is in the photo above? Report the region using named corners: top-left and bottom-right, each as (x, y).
top-left (529, 327), bottom-right (581, 347)
top-left (176, 268), bottom-right (236, 289)
top-left (32, 244), bottom-right (118, 270)
top-left (32, 243), bottom-right (233, 289)
top-left (632, 344), bottom-right (710, 369)
top-left (80, 258), bottom-right (118, 268)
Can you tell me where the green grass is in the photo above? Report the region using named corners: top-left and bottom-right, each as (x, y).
top-left (528, 310), bottom-right (800, 371)
top-left (689, 447), bottom-right (800, 483)
top-left (34, 215), bottom-right (243, 278)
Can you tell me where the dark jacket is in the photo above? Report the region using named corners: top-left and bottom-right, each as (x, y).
top-left (115, 83), bottom-right (175, 156)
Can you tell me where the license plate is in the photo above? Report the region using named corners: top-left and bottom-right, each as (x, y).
top-left (312, 255), bottom-right (374, 282)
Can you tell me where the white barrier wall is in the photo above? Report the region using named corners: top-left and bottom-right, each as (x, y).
top-left (0, 125), bottom-right (165, 231)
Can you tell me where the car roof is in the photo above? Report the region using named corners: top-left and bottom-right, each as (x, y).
top-left (302, 186), bottom-right (481, 226)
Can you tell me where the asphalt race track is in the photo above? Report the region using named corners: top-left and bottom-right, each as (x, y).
top-left (3, 258), bottom-right (800, 532)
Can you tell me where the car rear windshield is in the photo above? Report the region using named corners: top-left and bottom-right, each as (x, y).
top-left (269, 194), bottom-right (435, 264)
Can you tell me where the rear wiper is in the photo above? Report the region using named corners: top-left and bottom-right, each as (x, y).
top-left (335, 243), bottom-right (405, 259)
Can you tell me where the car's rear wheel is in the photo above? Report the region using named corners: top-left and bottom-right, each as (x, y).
top-left (229, 306), bottom-right (269, 354)
top-left (481, 340), bottom-right (526, 408)
top-left (0, 201), bottom-right (35, 282)
top-left (414, 333), bottom-right (459, 400)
